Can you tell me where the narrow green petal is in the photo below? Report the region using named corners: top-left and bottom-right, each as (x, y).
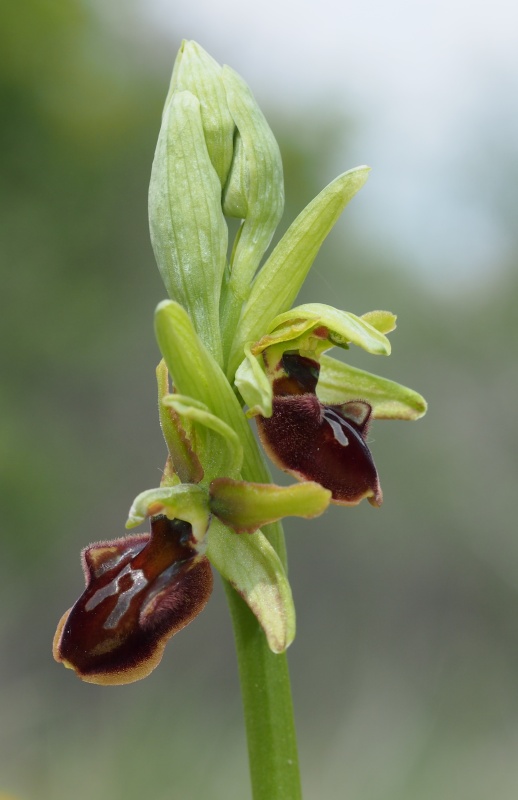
top-left (267, 303), bottom-right (391, 355)
top-left (234, 344), bottom-right (273, 417)
top-left (250, 318), bottom-right (317, 354)
top-left (155, 300), bottom-right (271, 483)
top-left (210, 478), bottom-right (331, 533)
top-left (227, 166), bottom-right (370, 379)
top-left (163, 394), bottom-right (243, 479)
top-left (318, 354), bottom-right (428, 420)
top-left (149, 91), bottom-right (226, 363)
top-left (156, 360), bottom-right (204, 484)
top-left (126, 484), bottom-right (210, 543)
top-left (207, 518), bottom-right (296, 653)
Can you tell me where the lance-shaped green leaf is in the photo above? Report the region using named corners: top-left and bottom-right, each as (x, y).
top-left (164, 40), bottom-right (234, 187)
top-left (227, 166), bottom-right (370, 379)
top-left (155, 300), bottom-right (271, 484)
top-left (206, 518), bottom-right (295, 653)
top-left (156, 360), bottom-right (204, 484)
top-left (209, 478), bottom-right (331, 534)
top-left (126, 484), bottom-right (210, 543)
top-left (162, 394), bottom-right (243, 480)
top-left (221, 65), bottom-right (284, 289)
top-left (234, 343), bottom-right (273, 417)
top-left (317, 354), bottom-right (428, 420)
top-left (149, 90), bottom-right (227, 364)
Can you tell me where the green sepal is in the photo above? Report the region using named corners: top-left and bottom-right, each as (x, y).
top-left (221, 65), bottom-right (284, 286)
top-left (234, 343), bottom-right (273, 417)
top-left (126, 484), bottom-right (210, 544)
top-left (149, 90), bottom-right (226, 364)
top-left (209, 478), bottom-right (331, 533)
top-left (156, 360), bottom-right (204, 484)
top-left (164, 40), bottom-right (234, 186)
top-left (155, 300), bottom-right (271, 483)
top-left (162, 394), bottom-right (243, 480)
top-left (317, 354), bottom-right (428, 420)
top-left (206, 518), bottom-right (295, 653)
top-left (227, 166), bottom-right (370, 378)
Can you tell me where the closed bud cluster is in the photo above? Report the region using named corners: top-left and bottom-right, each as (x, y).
top-left (149, 40), bottom-right (284, 366)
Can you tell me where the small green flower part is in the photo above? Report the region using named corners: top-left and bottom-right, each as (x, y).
top-left (126, 484), bottom-right (211, 543)
top-left (209, 477), bottom-right (331, 533)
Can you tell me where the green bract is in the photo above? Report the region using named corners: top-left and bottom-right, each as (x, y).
top-left (206, 519), bottom-right (295, 654)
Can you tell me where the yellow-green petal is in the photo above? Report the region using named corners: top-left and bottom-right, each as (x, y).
top-left (267, 303), bottom-right (391, 356)
top-left (126, 484), bottom-right (210, 543)
top-left (234, 344), bottom-right (273, 417)
top-left (209, 478), bottom-right (331, 533)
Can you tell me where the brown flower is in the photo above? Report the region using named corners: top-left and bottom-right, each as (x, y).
top-left (257, 352), bottom-right (382, 507)
top-left (53, 516), bottom-right (213, 685)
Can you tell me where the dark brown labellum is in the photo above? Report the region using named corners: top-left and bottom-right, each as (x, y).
top-left (257, 353), bottom-right (382, 506)
top-left (53, 516), bottom-right (213, 684)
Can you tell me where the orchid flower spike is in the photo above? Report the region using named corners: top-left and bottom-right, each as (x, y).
top-left (54, 41), bottom-right (426, 688)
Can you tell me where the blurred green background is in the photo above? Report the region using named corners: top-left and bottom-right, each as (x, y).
top-left (1, 2), bottom-right (517, 799)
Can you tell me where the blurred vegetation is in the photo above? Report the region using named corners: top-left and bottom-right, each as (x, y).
top-left (1, 3), bottom-right (517, 799)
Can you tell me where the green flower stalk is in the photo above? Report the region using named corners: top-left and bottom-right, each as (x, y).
top-left (53, 39), bottom-right (427, 800)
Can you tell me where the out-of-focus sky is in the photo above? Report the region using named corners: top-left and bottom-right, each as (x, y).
top-left (121, 0), bottom-right (518, 291)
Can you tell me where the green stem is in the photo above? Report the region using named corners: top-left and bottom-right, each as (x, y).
top-left (224, 572), bottom-right (302, 800)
